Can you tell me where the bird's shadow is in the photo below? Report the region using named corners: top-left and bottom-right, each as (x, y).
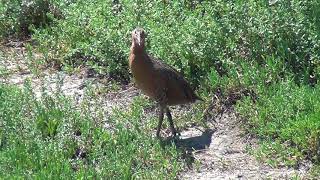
top-left (159, 128), bottom-right (215, 168)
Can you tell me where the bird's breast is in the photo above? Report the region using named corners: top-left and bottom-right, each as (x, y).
top-left (129, 54), bottom-right (161, 99)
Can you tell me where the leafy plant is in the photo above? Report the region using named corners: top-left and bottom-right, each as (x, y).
top-left (0, 83), bottom-right (183, 178)
top-left (237, 79), bottom-right (320, 165)
top-left (0, 0), bottom-right (62, 38)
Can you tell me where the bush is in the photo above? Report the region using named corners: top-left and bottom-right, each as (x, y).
top-left (0, 0), bottom-right (62, 38)
top-left (237, 79), bottom-right (320, 164)
top-left (31, 0), bottom-right (320, 85)
top-left (2, 0), bottom-right (320, 171)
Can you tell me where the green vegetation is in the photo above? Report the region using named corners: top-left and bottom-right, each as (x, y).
top-left (0, 82), bottom-right (182, 178)
top-left (1, 0), bottom-right (320, 177)
top-left (237, 78), bottom-right (320, 166)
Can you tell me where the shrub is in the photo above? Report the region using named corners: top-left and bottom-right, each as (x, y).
top-left (0, 0), bottom-right (63, 38)
top-left (2, 0), bottom-right (320, 171)
top-left (237, 79), bottom-right (320, 164)
top-left (31, 0), bottom-right (320, 86)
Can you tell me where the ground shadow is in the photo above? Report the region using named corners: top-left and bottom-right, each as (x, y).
top-left (160, 128), bottom-right (215, 168)
top-left (176, 129), bottom-right (215, 150)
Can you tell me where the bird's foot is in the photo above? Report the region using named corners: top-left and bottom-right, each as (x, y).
top-left (172, 130), bottom-right (181, 138)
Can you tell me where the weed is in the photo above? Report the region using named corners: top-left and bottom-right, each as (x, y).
top-left (237, 79), bottom-right (320, 166)
top-left (1, 0), bottom-right (320, 177)
top-left (0, 82), bottom-right (183, 179)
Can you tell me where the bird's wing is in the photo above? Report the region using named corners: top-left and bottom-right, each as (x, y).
top-left (149, 55), bottom-right (199, 101)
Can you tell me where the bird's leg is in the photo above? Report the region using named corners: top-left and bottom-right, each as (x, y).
top-left (156, 105), bottom-right (165, 138)
top-left (165, 107), bottom-right (178, 136)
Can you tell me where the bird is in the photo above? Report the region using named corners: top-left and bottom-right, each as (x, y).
top-left (129, 27), bottom-right (202, 138)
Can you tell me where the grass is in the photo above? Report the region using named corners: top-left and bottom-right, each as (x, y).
top-left (1, 0), bottom-right (320, 178)
top-left (0, 82), bottom-right (184, 179)
top-left (2, 0), bottom-right (317, 84)
top-left (236, 79), bottom-right (320, 167)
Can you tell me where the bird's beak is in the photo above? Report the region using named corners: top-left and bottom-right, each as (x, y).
top-left (137, 35), bottom-right (141, 46)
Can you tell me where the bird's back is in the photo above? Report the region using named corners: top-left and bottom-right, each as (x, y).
top-left (130, 53), bottom-right (200, 106)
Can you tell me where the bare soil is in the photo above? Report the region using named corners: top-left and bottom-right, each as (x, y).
top-left (179, 111), bottom-right (311, 179)
top-left (0, 45), bottom-right (313, 179)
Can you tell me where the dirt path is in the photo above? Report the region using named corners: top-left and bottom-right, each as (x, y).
top-left (179, 110), bottom-right (311, 179)
top-left (0, 45), bottom-right (312, 179)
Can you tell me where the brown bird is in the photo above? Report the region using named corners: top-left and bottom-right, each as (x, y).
top-left (129, 28), bottom-right (202, 138)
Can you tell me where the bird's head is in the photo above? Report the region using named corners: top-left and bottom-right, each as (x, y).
top-left (131, 27), bottom-right (146, 48)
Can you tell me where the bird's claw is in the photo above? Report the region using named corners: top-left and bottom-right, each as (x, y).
top-left (172, 130), bottom-right (181, 138)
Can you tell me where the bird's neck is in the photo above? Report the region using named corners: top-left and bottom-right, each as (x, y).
top-left (130, 43), bottom-right (146, 55)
